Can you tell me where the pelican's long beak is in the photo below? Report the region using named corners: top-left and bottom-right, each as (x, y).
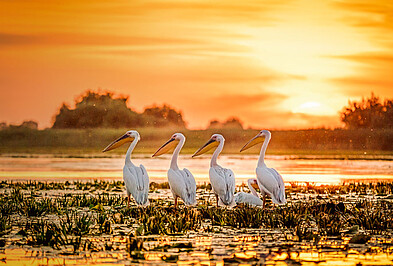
top-left (102, 134), bottom-right (134, 152)
top-left (192, 138), bottom-right (219, 158)
top-left (152, 138), bottom-right (179, 157)
top-left (240, 134), bottom-right (264, 152)
top-left (250, 179), bottom-right (259, 190)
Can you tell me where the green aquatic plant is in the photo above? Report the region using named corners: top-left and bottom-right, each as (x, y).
top-left (20, 197), bottom-right (47, 217)
top-left (127, 233), bottom-right (145, 253)
top-left (0, 214), bottom-right (10, 235)
top-left (166, 208), bottom-right (202, 234)
top-left (27, 220), bottom-right (60, 247)
top-left (10, 187), bottom-right (24, 203)
top-left (74, 213), bottom-right (93, 236)
top-left (349, 203), bottom-right (393, 234)
top-left (279, 204), bottom-right (306, 228)
top-left (96, 211), bottom-right (112, 234)
top-left (0, 198), bottom-right (15, 217)
top-left (139, 207), bottom-right (167, 235)
top-left (230, 206), bottom-right (266, 228)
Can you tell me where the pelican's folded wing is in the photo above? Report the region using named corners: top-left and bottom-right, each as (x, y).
top-left (139, 164), bottom-right (150, 206)
top-left (210, 167), bottom-right (235, 205)
top-left (182, 168), bottom-right (197, 205)
top-left (168, 168), bottom-right (185, 199)
top-left (123, 165), bottom-right (149, 206)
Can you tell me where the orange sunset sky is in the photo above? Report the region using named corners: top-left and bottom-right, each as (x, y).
top-left (0, 0), bottom-right (392, 129)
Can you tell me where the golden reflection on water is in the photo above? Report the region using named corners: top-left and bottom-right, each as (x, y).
top-left (109, 236), bottom-right (127, 243)
top-left (2, 240), bottom-right (393, 266)
top-left (0, 249), bottom-right (126, 266)
top-left (158, 236), bottom-right (171, 246)
top-left (234, 235), bottom-right (262, 243)
top-left (144, 252), bottom-right (163, 261)
top-left (1, 155), bottom-right (392, 185)
top-left (233, 250), bottom-right (257, 259)
top-left (194, 236), bottom-right (212, 247)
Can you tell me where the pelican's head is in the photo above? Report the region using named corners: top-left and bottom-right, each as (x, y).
top-left (102, 130), bottom-right (140, 152)
top-left (247, 178), bottom-right (259, 190)
top-left (248, 178), bottom-right (258, 185)
top-left (192, 134), bottom-right (224, 158)
top-left (240, 130), bottom-right (271, 152)
top-left (152, 133), bottom-right (184, 157)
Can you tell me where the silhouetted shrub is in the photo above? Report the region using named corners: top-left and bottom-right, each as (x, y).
top-left (341, 93), bottom-right (393, 129)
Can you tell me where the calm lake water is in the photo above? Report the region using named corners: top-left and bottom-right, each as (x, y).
top-left (0, 154), bottom-right (392, 184)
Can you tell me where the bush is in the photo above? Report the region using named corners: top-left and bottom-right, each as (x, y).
top-left (341, 93), bottom-right (393, 129)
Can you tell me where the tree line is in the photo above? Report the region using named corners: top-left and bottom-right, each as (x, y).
top-left (1, 90), bottom-right (391, 130)
top-left (53, 90), bottom-right (391, 130)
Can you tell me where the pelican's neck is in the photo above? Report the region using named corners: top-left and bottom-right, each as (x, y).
top-left (257, 134), bottom-right (271, 167)
top-left (170, 137), bottom-right (185, 170)
top-left (247, 179), bottom-right (258, 197)
top-left (125, 138), bottom-right (138, 167)
top-left (210, 140), bottom-right (224, 167)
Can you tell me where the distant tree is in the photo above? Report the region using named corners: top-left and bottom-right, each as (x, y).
top-left (20, 120), bottom-right (38, 130)
top-left (207, 117), bottom-right (243, 129)
top-left (223, 117), bottom-right (243, 129)
top-left (7, 120), bottom-right (38, 130)
top-left (0, 122), bottom-right (7, 130)
top-left (142, 104), bottom-right (186, 127)
top-left (208, 119), bottom-right (221, 129)
top-left (341, 93), bottom-right (393, 129)
top-left (52, 91), bottom-right (142, 128)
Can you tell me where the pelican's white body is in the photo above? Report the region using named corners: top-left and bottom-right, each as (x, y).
top-left (254, 130), bottom-right (286, 205)
top-left (210, 166), bottom-right (235, 206)
top-left (123, 163), bottom-right (149, 206)
top-left (234, 179), bottom-right (263, 206)
top-left (168, 168), bottom-right (196, 205)
top-left (167, 134), bottom-right (197, 205)
top-left (122, 131), bottom-right (150, 206)
top-left (208, 134), bottom-right (236, 206)
top-left (256, 166), bottom-right (285, 204)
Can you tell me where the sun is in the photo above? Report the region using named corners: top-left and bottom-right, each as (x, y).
top-left (299, 102), bottom-right (321, 109)
top-left (293, 101), bottom-right (324, 115)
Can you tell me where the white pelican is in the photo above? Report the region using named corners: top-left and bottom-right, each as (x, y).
top-left (234, 179), bottom-right (264, 206)
top-left (103, 130), bottom-right (149, 207)
top-left (240, 130), bottom-right (286, 208)
top-left (192, 134), bottom-right (235, 207)
top-left (152, 133), bottom-right (196, 208)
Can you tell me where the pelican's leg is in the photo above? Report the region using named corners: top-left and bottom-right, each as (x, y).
top-left (215, 194), bottom-right (219, 207)
top-left (127, 195), bottom-right (130, 208)
top-left (174, 196), bottom-right (178, 208)
top-left (262, 195), bottom-right (266, 209)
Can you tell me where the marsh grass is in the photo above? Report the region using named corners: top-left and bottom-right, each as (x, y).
top-left (1, 180), bottom-right (393, 261)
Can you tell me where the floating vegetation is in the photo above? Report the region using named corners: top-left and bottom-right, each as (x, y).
top-left (0, 180), bottom-right (393, 265)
